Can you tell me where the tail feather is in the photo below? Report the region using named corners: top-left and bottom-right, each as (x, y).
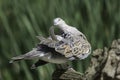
top-left (9, 48), bottom-right (43, 63)
top-left (9, 55), bottom-right (24, 63)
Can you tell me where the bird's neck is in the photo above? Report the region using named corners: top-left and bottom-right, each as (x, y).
top-left (58, 23), bottom-right (69, 32)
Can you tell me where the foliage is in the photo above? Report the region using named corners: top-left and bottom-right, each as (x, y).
top-left (0, 0), bottom-right (119, 80)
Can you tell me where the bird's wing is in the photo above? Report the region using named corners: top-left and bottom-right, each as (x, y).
top-left (51, 37), bottom-right (91, 59)
top-left (36, 35), bottom-right (64, 48)
top-left (36, 34), bottom-right (91, 60)
top-left (36, 35), bottom-right (72, 58)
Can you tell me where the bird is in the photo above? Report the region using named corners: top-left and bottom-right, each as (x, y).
top-left (9, 18), bottom-right (91, 69)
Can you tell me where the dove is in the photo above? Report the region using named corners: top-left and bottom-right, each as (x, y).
top-left (9, 18), bottom-right (91, 69)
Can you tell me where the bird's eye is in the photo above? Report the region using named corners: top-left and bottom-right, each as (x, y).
top-left (58, 18), bottom-right (61, 21)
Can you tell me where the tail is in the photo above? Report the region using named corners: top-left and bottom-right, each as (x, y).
top-left (9, 48), bottom-right (44, 63)
top-left (9, 55), bottom-right (25, 63)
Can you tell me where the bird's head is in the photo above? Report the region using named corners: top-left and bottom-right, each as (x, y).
top-left (53, 18), bottom-right (65, 26)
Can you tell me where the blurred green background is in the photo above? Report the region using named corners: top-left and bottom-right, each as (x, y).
top-left (0, 0), bottom-right (120, 80)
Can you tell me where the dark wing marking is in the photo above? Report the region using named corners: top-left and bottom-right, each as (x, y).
top-left (31, 60), bottom-right (48, 69)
